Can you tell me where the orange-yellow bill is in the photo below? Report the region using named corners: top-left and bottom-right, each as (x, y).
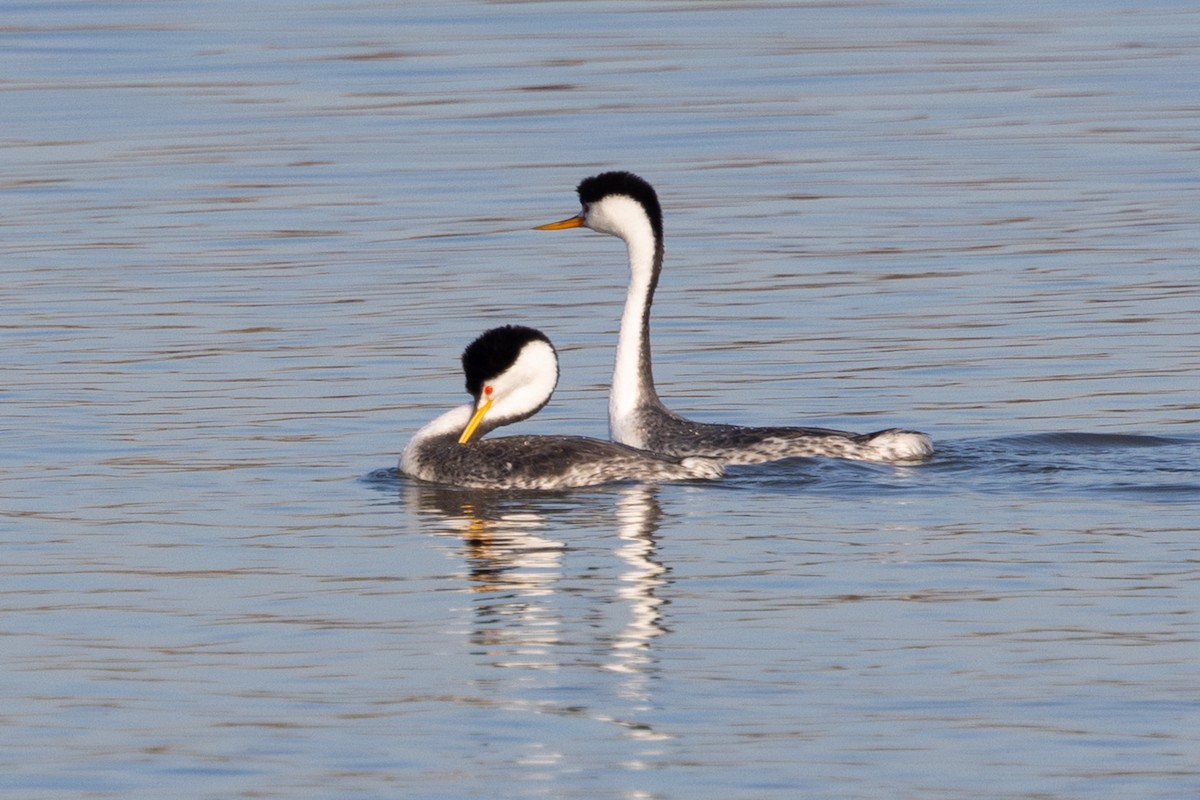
top-left (457, 396), bottom-right (494, 444)
top-left (534, 214), bottom-right (585, 231)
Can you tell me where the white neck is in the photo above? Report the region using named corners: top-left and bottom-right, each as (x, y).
top-left (587, 195), bottom-right (663, 447)
top-left (400, 403), bottom-right (473, 470)
top-left (610, 235), bottom-right (659, 444)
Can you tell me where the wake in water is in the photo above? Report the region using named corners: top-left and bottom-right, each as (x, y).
top-left (920, 432), bottom-right (1200, 503)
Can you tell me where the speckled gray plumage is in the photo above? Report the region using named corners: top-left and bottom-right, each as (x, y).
top-left (628, 405), bottom-right (932, 465)
top-left (405, 432), bottom-right (721, 490)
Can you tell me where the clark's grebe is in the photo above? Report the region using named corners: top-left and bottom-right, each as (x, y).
top-left (400, 325), bottom-right (724, 489)
top-left (536, 171), bottom-right (933, 465)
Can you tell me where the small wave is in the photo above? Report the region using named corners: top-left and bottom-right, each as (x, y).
top-left (1097, 481), bottom-right (1200, 504)
top-left (997, 432), bottom-right (1191, 451)
top-left (362, 466), bottom-right (402, 486)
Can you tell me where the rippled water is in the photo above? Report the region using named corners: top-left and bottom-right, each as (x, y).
top-left (4, 1), bottom-right (1199, 798)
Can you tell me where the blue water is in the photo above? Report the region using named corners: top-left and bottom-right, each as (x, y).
top-left (3, 1), bottom-right (1199, 798)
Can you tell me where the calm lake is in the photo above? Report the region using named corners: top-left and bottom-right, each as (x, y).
top-left (3, 1), bottom-right (1198, 798)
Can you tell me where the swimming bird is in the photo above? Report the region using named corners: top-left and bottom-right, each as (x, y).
top-left (536, 171), bottom-right (933, 465)
top-left (400, 325), bottom-right (724, 489)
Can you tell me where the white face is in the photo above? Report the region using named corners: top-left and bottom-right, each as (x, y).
top-left (481, 339), bottom-right (559, 422)
top-left (585, 194), bottom-right (654, 242)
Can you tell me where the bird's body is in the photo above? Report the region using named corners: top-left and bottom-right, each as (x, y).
top-left (537, 171), bottom-right (933, 465)
top-left (608, 407), bottom-right (932, 466)
top-left (400, 325), bottom-right (723, 489)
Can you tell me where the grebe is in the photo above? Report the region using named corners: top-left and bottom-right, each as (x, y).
top-left (536, 171), bottom-right (933, 465)
top-left (400, 325), bottom-right (724, 489)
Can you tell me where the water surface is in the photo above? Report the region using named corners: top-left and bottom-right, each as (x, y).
top-left (3, 1), bottom-right (1199, 798)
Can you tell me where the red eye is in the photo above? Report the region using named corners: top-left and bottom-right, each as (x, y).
top-left (484, 385), bottom-right (493, 396)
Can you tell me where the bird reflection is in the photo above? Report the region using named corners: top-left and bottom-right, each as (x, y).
top-left (405, 483), bottom-right (565, 667)
top-left (609, 484), bottom-right (669, 706)
top-left (403, 480), bottom-right (670, 729)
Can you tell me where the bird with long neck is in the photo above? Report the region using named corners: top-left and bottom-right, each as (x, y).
top-left (537, 171), bottom-right (933, 465)
top-left (400, 325), bottom-right (723, 489)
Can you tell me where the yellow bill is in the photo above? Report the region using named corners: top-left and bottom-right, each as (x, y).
top-left (534, 214), bottom-right (585, 231)
top-left (458, 395), bottom-right (494, 444)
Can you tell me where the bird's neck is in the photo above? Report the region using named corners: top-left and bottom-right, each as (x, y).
top-left (610, 232), bottom-right (664, 446)
top-left (400, 403), bottom-right (474, 471)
